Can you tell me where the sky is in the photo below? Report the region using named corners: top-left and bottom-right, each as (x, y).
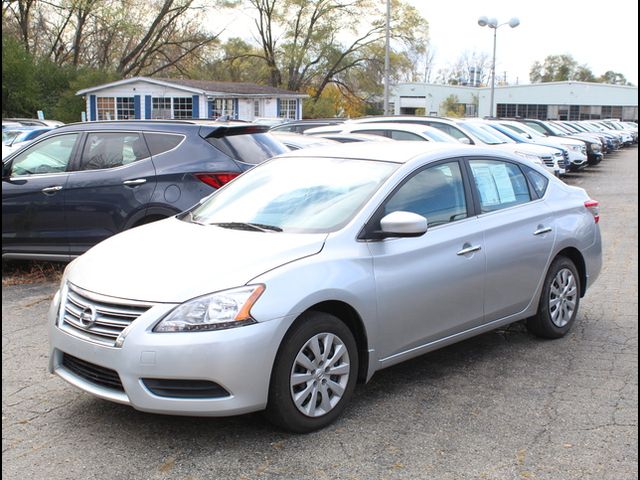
top-left (214, 0), bottom-right (639, 86)
top-left (405, 0), bottom-right (639, 85)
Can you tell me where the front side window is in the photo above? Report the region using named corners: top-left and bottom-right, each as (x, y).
top-left (79, 132), bottom-right (149, 171)
top-left (186, 157), bottom-right (398, 233)
top-left (384, 161), bottom-right (467, 226)
top-left (9, 133), bottom-right (78, 176)
top-left (469, 160), bottom-right (531, 213)
top-left (278, 99), bottom-right (298, 120)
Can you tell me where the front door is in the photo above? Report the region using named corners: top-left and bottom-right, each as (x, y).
top-left (366, 160), bottom-right (486, 361)
top-left (2, 133), bottom-right (80, 258)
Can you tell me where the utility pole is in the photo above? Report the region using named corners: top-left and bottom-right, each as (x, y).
top-left (383, 0), bottom-right (391, 115)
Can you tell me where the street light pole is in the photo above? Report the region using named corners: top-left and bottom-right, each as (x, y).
top-left (384, 0), bottom-right (391, 115)
top-left (478, 16), bottom-right (520, 118)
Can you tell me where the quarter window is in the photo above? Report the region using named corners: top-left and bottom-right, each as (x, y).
top-left (144, 133), bottom-right (185, 156)
top-left (10, 134), bottom-right (79, 176)
top-left (384, 161), bottom-right (468, 227)
top-left (79, 133), bottom-right (149, 171)
top-left (469, 160), bottom-right (531, 213)
top-left (524, 168), bottom-right (549, 198)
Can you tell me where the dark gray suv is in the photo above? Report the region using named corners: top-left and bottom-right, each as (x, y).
top-left (2, 120), bottom-right (287, 261)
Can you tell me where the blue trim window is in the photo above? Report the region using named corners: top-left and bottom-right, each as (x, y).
top-left (116, 97), bottom-right (135, 119)
top-left (151, 97), bottom-right (192, 119)
top-left (210, 98), bottom-right (237, 118)
top-left (278, 99), bottom-right (297, 119)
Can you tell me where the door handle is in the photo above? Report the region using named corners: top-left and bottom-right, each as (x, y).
top-left (123, 178), bottom-right (147, 186)
top-left (533, 227), bottom-right (552, 236)
top-left (41, 186), bottom-right (63, 194)
top-left (457, 244), bottom-right (482, 256)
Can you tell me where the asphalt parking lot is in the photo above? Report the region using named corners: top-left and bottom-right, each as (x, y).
top-left (2, 147), bottom-right (638, 480)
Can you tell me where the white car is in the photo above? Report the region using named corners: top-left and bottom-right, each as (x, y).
top-left (305, 122), bottom-right (461, 143)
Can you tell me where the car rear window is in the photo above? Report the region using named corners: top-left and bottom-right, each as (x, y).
top-left (144, 132), bottom-right (185, 156)
top-left (206, 133), bottom-right (288, 165)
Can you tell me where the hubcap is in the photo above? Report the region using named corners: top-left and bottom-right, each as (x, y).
top-left (290, 333), bottom-right (350, 418)
top-left (549, 268), bottom-right (578, 327)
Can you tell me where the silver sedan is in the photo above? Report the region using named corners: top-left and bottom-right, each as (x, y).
top-left (48, 142), bottom-right (602, 432)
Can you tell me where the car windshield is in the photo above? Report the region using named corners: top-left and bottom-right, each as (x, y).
top-left (542, 122), bottom-right (567, 136)
top-left (422, 128), bottom-right (459, 143)
top-left (488, 124), bottom-right (529, 143)
top-left (2, 129), bottom-right (28, 145)
top-left (458, 122), bottom-right (506, 144)
top-left (185, 156), bottom-right (398, 233)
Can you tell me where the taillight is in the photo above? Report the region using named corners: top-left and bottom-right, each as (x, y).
top-left (195, 173), bottom-right (240, 189)
top-left (584, 199), bottom-right (600, 223)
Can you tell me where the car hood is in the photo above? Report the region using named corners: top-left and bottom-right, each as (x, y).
top-left (66, 217), bottom-right (327, 303)
top-left (493, 143), bottom-right (558, 156)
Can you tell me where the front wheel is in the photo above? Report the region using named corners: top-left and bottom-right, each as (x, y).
top-left (266, 312), bottom-right (358, 433)
top-left (527, 256), bottom-right (581, 339)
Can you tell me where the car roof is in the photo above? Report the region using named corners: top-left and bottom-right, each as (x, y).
top-left (306, 122), bottom-right (453, 135)
top-left (269, 131), bottom-right (338, 146)
top-left (276, 140), bottom-right (498, 164)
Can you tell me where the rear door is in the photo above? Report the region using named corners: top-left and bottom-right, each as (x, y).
top-left (466, 158), bottom-right (556, 321)
top-left (2, 133), bottom-right (80, 258)
top-left (64, 131), bottom-right (156, 255)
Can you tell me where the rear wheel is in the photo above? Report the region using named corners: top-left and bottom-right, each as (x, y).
top-left (266, 312), bottom-right (358, 433)
top-left (527, 256), bottom-right (581, 339)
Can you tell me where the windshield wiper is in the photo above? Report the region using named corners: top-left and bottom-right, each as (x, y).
top-left (209, 222), bottom-right (283, 232)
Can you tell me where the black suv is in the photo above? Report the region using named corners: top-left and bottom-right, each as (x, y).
top-left (2, 120), bottom-right (287, 261)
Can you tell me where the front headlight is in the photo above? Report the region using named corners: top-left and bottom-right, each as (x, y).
top-left (562, 143), bottom-right (581, 152)
top-left (154, 285), bottom-right (265, 332)
top-left (591, 142), bottom-right (602, 152)
top-left (514, 151), bottom-right (544, 165)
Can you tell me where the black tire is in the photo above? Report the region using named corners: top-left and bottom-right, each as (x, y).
top-left (526, 256), bottom-right (581, 339)
top-left (266, 311), bottom-right (358, 433)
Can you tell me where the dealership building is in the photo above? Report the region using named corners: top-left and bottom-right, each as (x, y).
top-left (392, 81), bottom-right (638, 122)
top-left (77, 77), bottom-right (308, 122)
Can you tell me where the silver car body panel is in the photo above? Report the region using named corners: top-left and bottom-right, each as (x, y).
top-left (49, 142), bottom-right (602, 415)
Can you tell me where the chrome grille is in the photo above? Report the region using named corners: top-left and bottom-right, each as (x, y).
top-left (541, 156), bottom-right (554, 167)
top-left (60, 283), bottom-right (153, 347)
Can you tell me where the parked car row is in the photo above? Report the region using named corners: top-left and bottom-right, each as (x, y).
top-left (1, 114), bottom-right (610, 432)
top-left (270, 116), bottom-right (636, 177)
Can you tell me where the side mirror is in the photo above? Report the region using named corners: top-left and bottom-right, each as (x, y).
top-left (458, 137), bottom-right (472, 145)
top-left (379, 211), bottom-right (428, 238)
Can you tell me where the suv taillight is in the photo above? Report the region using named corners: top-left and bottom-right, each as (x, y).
top-left (584, 199), bottom-right (600, 223)
top-left (195, 173), bottom-right (240, 189)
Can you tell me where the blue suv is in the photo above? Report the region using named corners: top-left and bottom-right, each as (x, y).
top-left (2, 120), bottom-right (287, 261)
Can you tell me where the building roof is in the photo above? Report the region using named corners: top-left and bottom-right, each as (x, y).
top-left (76, 76), bottom-right (307, 98)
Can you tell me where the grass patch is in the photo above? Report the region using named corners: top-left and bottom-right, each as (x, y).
top-left (2, 260), bottom-right (66, 286)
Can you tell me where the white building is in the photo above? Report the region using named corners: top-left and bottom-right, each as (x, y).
top-left (76, 77), bottom-right (308, 122)
top-left (393, 81), bottom-right (638, 122)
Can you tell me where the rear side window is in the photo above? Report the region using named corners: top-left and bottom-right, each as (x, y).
top-left (144, 132), bottom-right (184, 156)
top-left (79, 132), bottom-right (150, 171)
top-left (469, 160), bottom-right (531, 213)
top-left (524, 168), bottom-right (549, 197)
top-left (206, 133), bottom-right (288, 165)
top-left (425, 123), bottom-right (472, 143)
top-left (389, 130), bottom-right (423, 141)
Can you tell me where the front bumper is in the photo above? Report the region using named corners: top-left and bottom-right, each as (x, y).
top-left (48, 291), bottom-right (295, 416)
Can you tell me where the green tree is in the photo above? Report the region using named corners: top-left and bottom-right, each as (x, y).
top-left (2, 34), bottom-right (39, 117)
top-left (441, 94), bottom-right (464, 117)
top-left (598, 71), bottom-right (632, 85)
top-left (529, 54), bottom-right (595, 82)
